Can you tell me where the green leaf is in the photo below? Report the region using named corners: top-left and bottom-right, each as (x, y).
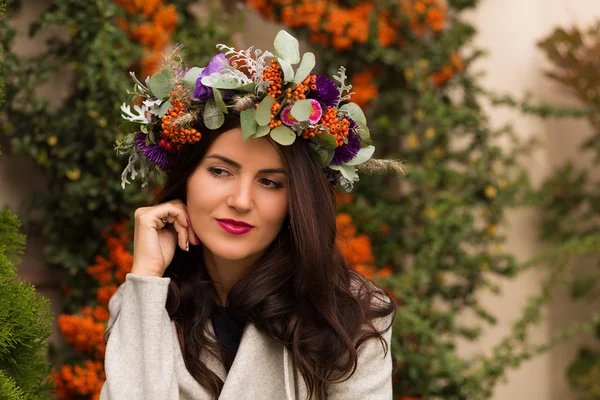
top-left (149, 70), bottom-right (174, 99)
top-left (269, 125), bottom-right (296, 145)
top-left (254, 125), bottom-right (271, 138)
top-left (294, 52), bottom-right (316, 84)
top-left (310, 144), bottom-right (335, 167)
top-left (340, 102), bottom-right (367, 125)
top-left (278, 58), bottom-right (295, 82)
top-left (140, 125), bottom-right (148, 133)
top-left (241, 108), bottom-right (258, 140)
top-left (182, 67), bottom-right (203, 91)
top-left (158, 100), bottom-right (172, 118)
top-left (213, 88), bottom-right (228, 114)
top-left (571, 274), bottom-right (599, 299)
top-left (346, 145), bottom-right (375, 166)
top-left (291, 99), bottom-right (312, 121)
top-left (237, 82), bottom-right (256, 92)
top-left (256, 96), bottom-right (275, 126)
top-left (355, 120), bottom-right (373, 147)
top-left (148, 128), bottom-right (155, 143)
top-left (274, 30), bottom-right (300, 64)
top-left (311, 133), bottom-right (337, 149)
top-left (203, 99), bottom-right (225, 130)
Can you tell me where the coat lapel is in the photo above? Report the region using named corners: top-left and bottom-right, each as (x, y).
top-left (218, 323), bottom-right (289, 399)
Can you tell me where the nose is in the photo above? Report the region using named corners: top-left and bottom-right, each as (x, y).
top-left (226, 177), bottom-right (254, 213)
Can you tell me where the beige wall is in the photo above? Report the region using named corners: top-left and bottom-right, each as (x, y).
top-left (461, 1), bottom-right (600, 399)
top-left (3, 1), bottom-right (600, 398)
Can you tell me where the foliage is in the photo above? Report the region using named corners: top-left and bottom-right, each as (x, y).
top-left (244, 0), bottom-right (558, 398)
top-left (2, 1), bottom-right (237, 398)
top-left (53, 221), bottom-right (130, 400)
top-left (530, 22), bottom-right (600, 400)
top-left (0, 0), bottom-right (237, 308)
top-left (0, 0), bottom-right (5, 110)
top-left (0, 208), bottom-right (54, 399)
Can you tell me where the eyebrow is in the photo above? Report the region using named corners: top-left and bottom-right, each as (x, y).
top-left (205, 154), bottom-right (287, 175)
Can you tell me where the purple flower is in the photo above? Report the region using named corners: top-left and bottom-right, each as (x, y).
top-left (308, 75), bottom-right (340, 109)
top-left (194, 54), bottom-right (229, 101)
top-left (135, 133), bottom-right (172, 171)
top-left (332, 119), bottom-right (361, 165)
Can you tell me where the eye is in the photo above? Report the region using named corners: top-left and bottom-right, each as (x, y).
top-left (260, 178), bottom-right (283, 189)
top-left (208, 167), bottom-right (231, 177)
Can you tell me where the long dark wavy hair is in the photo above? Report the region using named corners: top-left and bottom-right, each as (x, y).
top-left (155, 114), bottom-right (395, 399)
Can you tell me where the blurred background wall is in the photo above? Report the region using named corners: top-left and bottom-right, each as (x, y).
top-left (2, 0), bottom-right (600, 399)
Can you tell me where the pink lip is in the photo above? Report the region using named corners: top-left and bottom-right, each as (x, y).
top-left (216, 219), bottom-right (254, 235)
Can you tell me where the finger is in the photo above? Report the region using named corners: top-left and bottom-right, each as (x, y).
top-left (172, 218), bottom-right (190, 252)
top-left (149, 202), bottom-right (189, 232)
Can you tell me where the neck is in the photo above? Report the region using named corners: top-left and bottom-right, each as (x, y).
top-left (202, 246), bottom-right (261, 306)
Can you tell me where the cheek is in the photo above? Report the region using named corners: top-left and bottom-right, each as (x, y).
top-left (186, 172), bottom-right (220, 213)
top-left (259, 192), bottom-right (289, 229)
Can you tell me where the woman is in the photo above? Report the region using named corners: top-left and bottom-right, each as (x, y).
top-left (102, 30), bottom-right (401, 400)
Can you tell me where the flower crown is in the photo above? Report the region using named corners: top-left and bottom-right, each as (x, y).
top-left (116, 30), bottom-right (404, 191)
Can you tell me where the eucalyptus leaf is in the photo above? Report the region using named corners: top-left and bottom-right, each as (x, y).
top-left (311, 133), bottom-right (337, 149)
top-left (346, 145), bottom-right (375, 166)
top-left (278, 58), bottom-right (295, 82)
top-left (237, 82), bottom-right (256, 92)
top-left (203, 99), bottom-right (225, 130)
top-left (256, 96), bottom-right (275, 126)
top-left (269, 125), bottom-right (296, 145)
top-left (291, 99), bottom-right (312, 121)
top-left (340, 102), bottom-right (367, 125)
top-left (254, 125), bottom-right (271, 138)
top-left (182, 67), bottom-right (204, 91)
top-left (274, 30), bottom-right (300, 64)
top-left (149, 70), bottom-right (174, 99)
top-left (201, 75), bottom-right (251, 90)
top-left (140, 125), bottom-right (148, 134)
top-left (294, 52), bottom-right (316, 84)
top-left (158, 101), bottom-right (172, 118)
top-left (241, 108), bottom-right (258, 140)
top-left (329, 163), bottom-right (356, 181)
top-left (213, 88), bottom-right (228, 113)
top-left (355, 120), bottom-right (373, 147)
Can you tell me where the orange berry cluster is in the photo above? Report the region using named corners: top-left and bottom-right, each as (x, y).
top-left (303, 107), bottom-right (349, 146)
top-left (160, 91), bottom-right (201, 149)
top-left (269, 101), bottom-right (283, 129)
top-left (53, 361), bottom-right (105, 400)
top-left (57, 220), bottom-right (134, 400)
top-left (263, 59), bottom-right (283, 98)
top-left (286, 74), bottom-right (317, 100)
top-left (253, 98), bottom-right (283, 129)
top-left (58, 313), bottom-right (106, 360)
top-left (115, 0), bottom-right (179, 77)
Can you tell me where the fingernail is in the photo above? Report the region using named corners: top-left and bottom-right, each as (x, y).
top-left (186, 218), bottom-right (190, 227)
top-left (185, 240), bottom-right (189, 252)
top-left (194, 234), bottom-right (200, 245)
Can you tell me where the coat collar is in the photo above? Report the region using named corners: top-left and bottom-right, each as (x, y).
top-left (201, 321), bottom-right (308, 400)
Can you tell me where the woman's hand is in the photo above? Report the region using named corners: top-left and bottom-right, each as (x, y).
top-left (130, 200), bottom-right (197, 277)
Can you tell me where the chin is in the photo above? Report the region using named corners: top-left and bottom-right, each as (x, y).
top-left (203, 240), bottom-right (267, 262)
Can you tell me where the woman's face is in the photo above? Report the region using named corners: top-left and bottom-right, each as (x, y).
top-left (186, 127), bottom-right (290, 264)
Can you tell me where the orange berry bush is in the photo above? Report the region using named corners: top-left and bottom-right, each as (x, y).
top-left (53, 221), bottom-right (133, 400)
